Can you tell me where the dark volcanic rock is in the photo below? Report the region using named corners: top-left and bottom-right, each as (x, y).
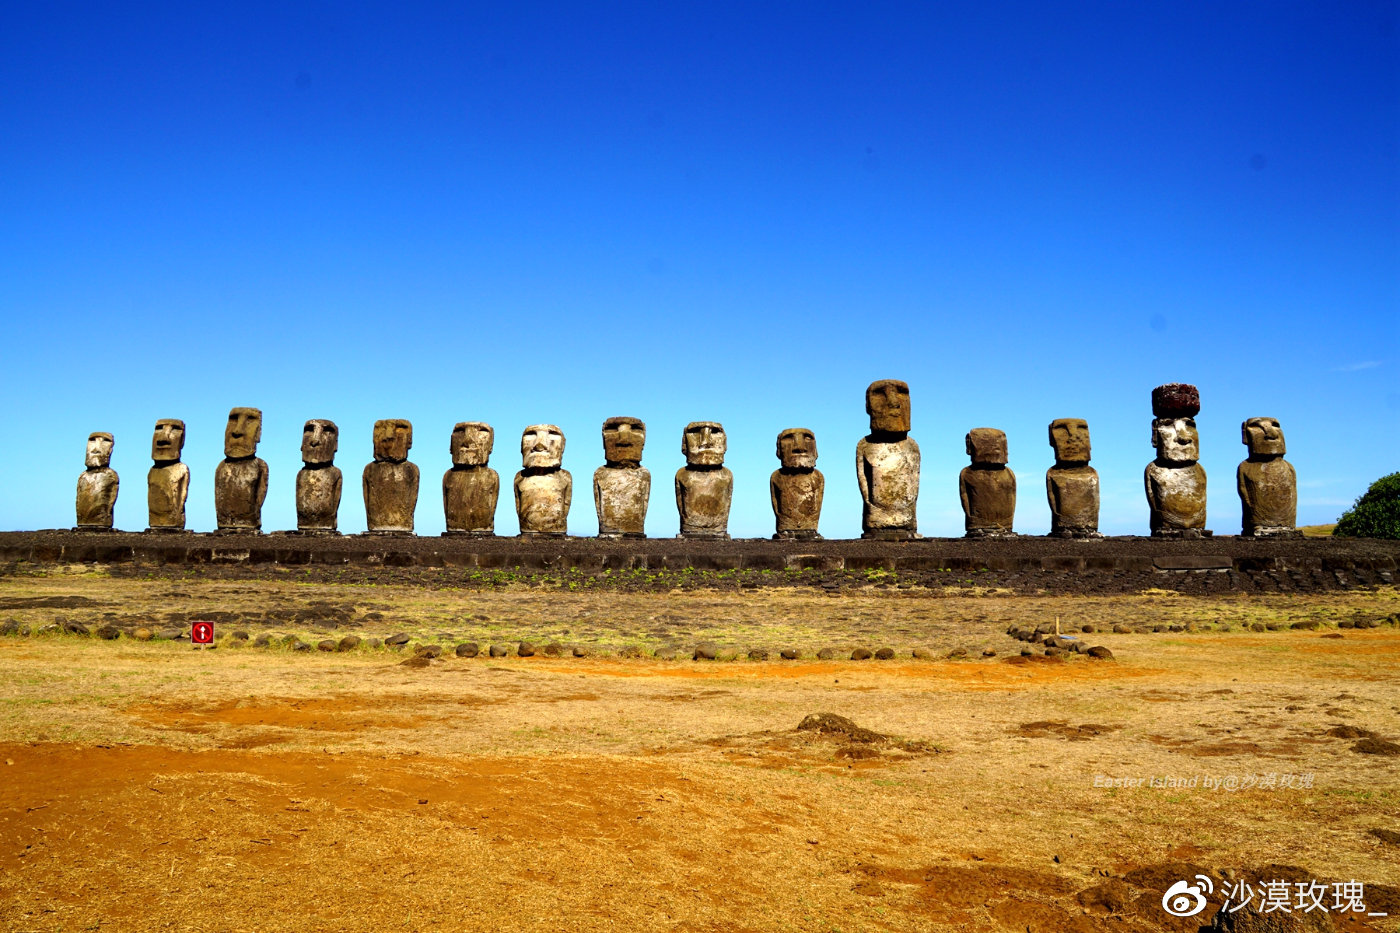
top-left (693, 642), bottom-right (718, 661)
top-left (1087, 646), bottom-right (1115, 660)
top-left (850, 648), bottom-right (872, 661)
top-left (747, 648), bottom-right (769, 661)
top-left (516, 641), bottom-right (536, 658)
top-left (317, 639), bottom-right (336, 652)
top-left (454, 642), bottom-right (479, 658)
top-left (63, 621), bottom-right (91, 636)
top-left (489, 643), bottom-right (510, 658)
top-left (779, 648), bottom-right (799, 660)
top-left (817, 648), bottom-right (837, 660)
top-left (94, 625), bottom-right (120, 640)
top-left (796, 713), bottom-right (888, 744)
top-left (874, 647), bottom-right (895, 660)
top-left (337, 635), bottom-right (362, 651)
top-left (385, 632), bottom-right (410, 647)
top-left (415, 644), bottom-right (443, 659)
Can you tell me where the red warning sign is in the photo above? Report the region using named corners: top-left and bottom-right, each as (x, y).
top-left (191, 621), bottom-right (214, 645)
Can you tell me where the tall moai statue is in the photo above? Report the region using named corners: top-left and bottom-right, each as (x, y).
top-left (856, 379), bottom-right (920, 539)
top-left (960, 428), bottom-right (1016, 537)
top-left (214, 407), bottom-right (268, 533)
top-left (146, 418), bottom-right (190, 532)
top-left (1238, 417), bottom-right (1299, 537)
top-left (75, 432), bottom-right (119, 531)
top-left (1145, 383), bottom-right (1208, 537)
top-left (296, 419), bottom-right (342, 534)
top-left (363, 419), bottom-right (418, 534)
top-left (1045, 418), bottom-right (1101, 538)
top-left (771, 428), bottom-right (823, 540)
top-left (443, 422), bottom-right (500, 536)
top-left (594, 417), bottom-right (650, 538)
top-left (676, 422), bottom-right (733, 539)
top-left (514, 424), bottom-right (571, 536)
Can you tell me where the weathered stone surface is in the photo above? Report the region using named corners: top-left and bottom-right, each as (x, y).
top-left (1046, 418), bottom-right (1101, 538)
top-left (857, 380), bottom-right (919, 539)
top-left (1146, 384), bottom-right (1207, 537)
top-left (1238, 417), bottom-right (1299, 537)
top-left (960, 428), bottom-right (1016, 537)
top-left (297, 419), bottom-right (342, 534)
top-left (676, 422), bottom-right (732, 539)
top-left (146, 419), bottom-right (189, 531)
top-left (363, 420), bottom-right (418, 534)
top-left (771, 428), bottom-right (824, 540)
top-left (514, 424), bottom-right (570, 536)
top-left (442, 422), bottom-right (499, 536)
top-left (214, 408), bottom-right (268, 533)
top-left (75, 432), bottom-right (119, 530)
top-left (594, 417), bottom-right (650, 538)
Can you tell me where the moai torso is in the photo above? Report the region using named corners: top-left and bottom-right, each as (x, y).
top-left (297, 466), bottom-right (343, 532)
top-left (215, 458), bottom-right (269, 531)
top-left (515, 424), bottom-right (570, 535)
top-left (147, 419), bottom-right (188, 531)
top-left (445, 468), bottom-right (500, 534)
top-left (595, 466), bottom-right (650, 537)
top-left (676, 466), bottom-right (733, 536)
top-left (1045, 418), bottom-right (1100, 537)
top-left (76, 432), bottom-right (118, 530)
top-left (857, 380), bottom-right (919, 538)
top-left (771, 427), bottom-right (823, 539)
top-left (1237, 416), bottom-right (1298, 537)
top-left (594, 417), bottom-right (650, 537)
top-left (364, 419), bottom-right (418, 533)
top-left (1146, 384), bottom-right (1208, 537)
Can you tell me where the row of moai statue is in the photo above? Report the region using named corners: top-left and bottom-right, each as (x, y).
top-left (74, 382), bottom-right (1299, 538)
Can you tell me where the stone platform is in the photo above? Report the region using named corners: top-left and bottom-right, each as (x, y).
top-left (2, 530), bottom-right (1395, 582)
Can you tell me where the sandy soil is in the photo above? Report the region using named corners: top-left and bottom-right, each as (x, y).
top-left (0, 571), bottom-right (1397, 932)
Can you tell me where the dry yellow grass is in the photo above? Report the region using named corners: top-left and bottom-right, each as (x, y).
top-left (0, 571), bottom-right (1397, 932)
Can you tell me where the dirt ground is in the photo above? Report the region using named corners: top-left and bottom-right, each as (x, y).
top-left (1, 567), bottom-right (1398, 932)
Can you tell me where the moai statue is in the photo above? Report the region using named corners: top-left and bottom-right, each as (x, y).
top-left (676, 422), bottom-right (733, 539)
top-left (514, 424), bottom-right (571, 536)
top-left (1145, 383), bottom-right (1208, 537)
top-left (75, 432), bottom-right (119, 531)
top-left (594, 417), bottom-right (650, 538)
top-left (856, 379), bottom-right (920, 539)
top-left (146, 418), bottom-right (190, 531)
top-left (363, 419), bottom-right (418, 534)
top-left (296, 419), bottom-right (342, 534)
top-left (1045, 418), bottom-right (1101, 538)
top-left (443, 422), bottom-right (500, 536)
top-left (960, 428), bottom-right (1016, 537)
top-left (770, 428), bottom-right (823, 540)
top-left (214, 407), bottom-right (268, 533)
top-left (1238, 417), bottom-right (1300, 537)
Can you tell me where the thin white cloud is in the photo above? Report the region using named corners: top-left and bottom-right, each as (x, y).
top-left (1331, 360), bottom-right (1383, 372)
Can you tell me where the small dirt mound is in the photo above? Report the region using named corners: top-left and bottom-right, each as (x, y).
top-left (1325, 725), bottom-right (1375, 739)
top-left (796, 713), bottom-right (888, 744)
top-left (1369, 828), bottom-right (1400, 846)
top-left (1352, 737), bottom-right (1400, 756)
top-left (1015, 721), bottom-right (1120, 741)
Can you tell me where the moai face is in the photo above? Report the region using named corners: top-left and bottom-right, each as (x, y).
top-left (683, 422), bottom-right (727, 466)
top-left (1152, 417), bottom-right (1200, 464)
top-left (85, 432), bottom-right (114, 469)
top-left (602, 417), bottom-right (646, 465)
top-left (966, 428), bottom-right (1008, 465)
top-left (224, 407), bottom-right (263, 458)
top-left (521, 424), bottom-right (565, 469)
top-left (1048, 419), bottom-right (1091, 464)
top-left (451, 422), bottom-right (495, 467)
top-left (151, 419), bottom-right (186, 463)
top-left (301, 419), bottom-right (339, 465)
top-left (1242, 417), bottom-right (1286, 458)
top-left (373, 420), bottom-right (413, 462)
top-left (776, 428), bottom-right (817, 469)
top-left (865, 379), bottom-right (911, 434)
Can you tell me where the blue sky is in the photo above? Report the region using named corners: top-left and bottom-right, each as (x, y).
top-left (2, 2), bottom-right (1396, 537)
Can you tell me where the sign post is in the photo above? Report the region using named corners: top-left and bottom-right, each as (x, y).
top-left (191, 620), bottom-right (215, 650)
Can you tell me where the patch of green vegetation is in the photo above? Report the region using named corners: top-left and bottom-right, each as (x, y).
top-left (1334, 472), bottom-right (1400, 539)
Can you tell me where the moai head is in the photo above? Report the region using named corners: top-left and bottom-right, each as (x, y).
top-left (966, 428), bottom-right (1008, 466)
top-left (151, 419), bottom-right (186, 463)
top-left (1242, 417), bottom-right (1286, 458)
top-left (451, 422), bottom-right (495, 467)
top-left (776, 428), bottom-right (817, 470)
top-left (85, 432), bottom-right (114, 469)
top-left (1048, 418), bottom-right (1091, 465)
top-left (1151, 383), bottom-right (1200, 465)
top-left (373, 419), bottom-right (413, 462)
top-left (682, 422), bottom-right (727, 466)
top-left (521, 424), bottom-right (565, 469)
top-left (601, 417), bottom-right (646, 466)
top-left (224, 407), bottom-right (263, 459)
top-left (301, 419), bottom-right (338, 465)
top-left (865, 379), bottom-right (911, 434)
